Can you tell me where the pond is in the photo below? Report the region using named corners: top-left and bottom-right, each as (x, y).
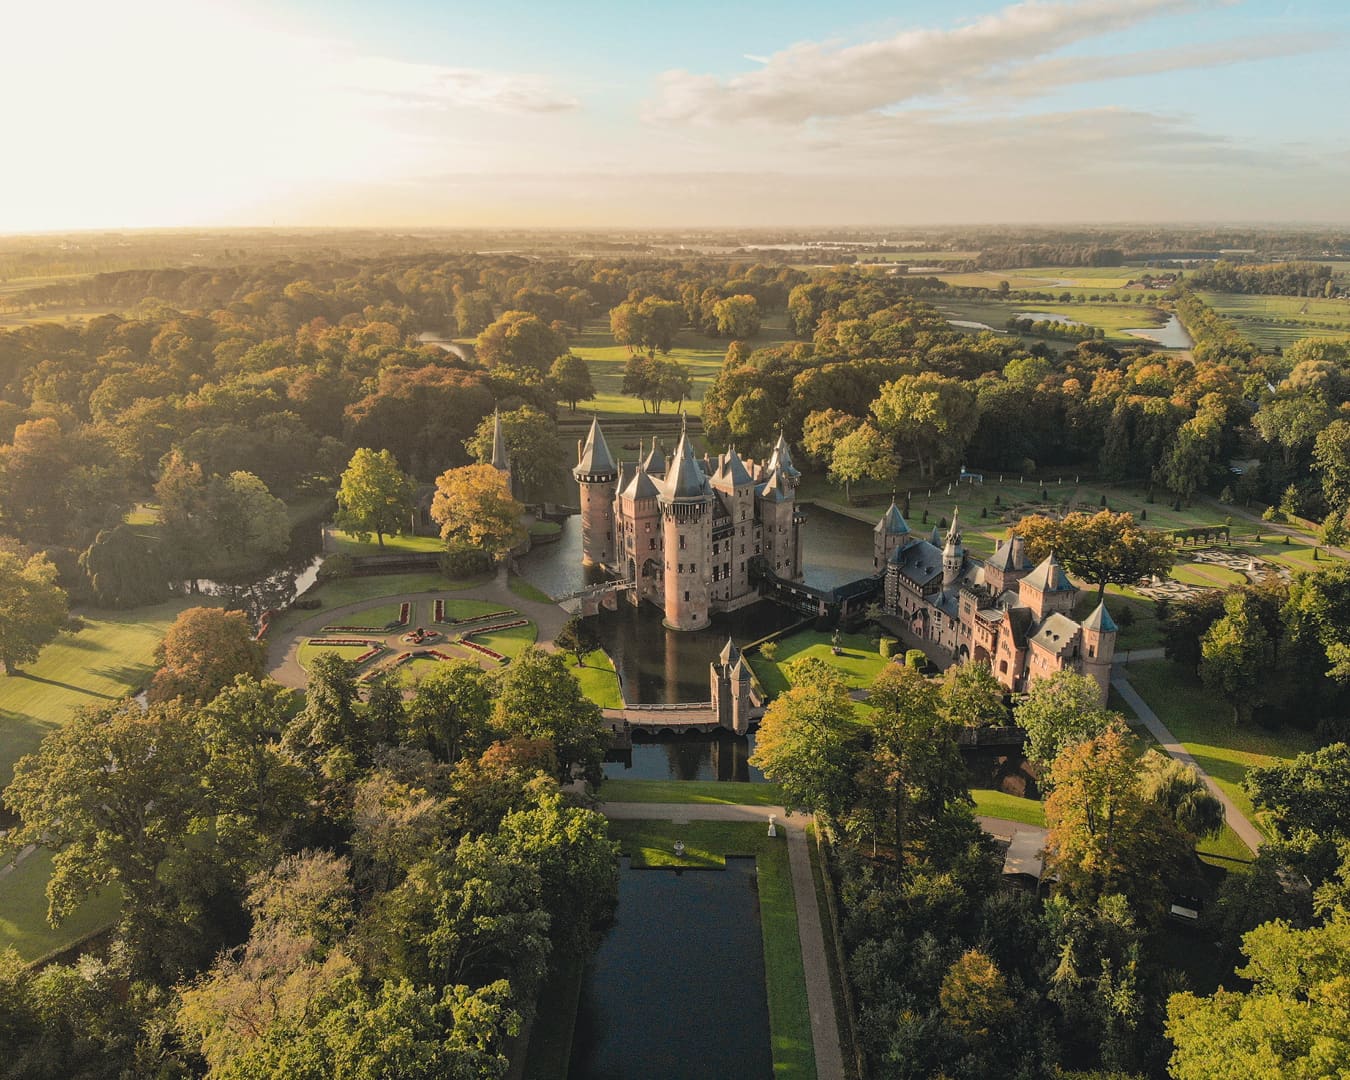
top-left (1124, 314), bottom-right (1193, 350)
top-left (1013, 311), bottom-right (1085, 326)
top-left (187, 519), bottom-right (325, 623)
top-left (569, 857), bottom-right (772, 1079)
top-left (604, 730), bottom-right (765, 782)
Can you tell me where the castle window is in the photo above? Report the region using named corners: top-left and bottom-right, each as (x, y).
top-left (649, 539), bottom-right (656, 550)
top-left (684, 591), bottom-right (690, 601)
top-left (713, 543), bottom-right (719, 555)
top-left (691, 564), bottom-right (696, 573)
top-left (1000, 660), bottom-right (1008, 674)
top-left (678, 563), bottom-right (684, 573)
top-left (679, 534), bottom-right (686, 549)
top-left (1088, 645), bottom-right (1095, 657)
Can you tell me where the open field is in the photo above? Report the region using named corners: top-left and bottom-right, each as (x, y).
top-left (0, 303), bottom-right (123, 329)
top-left (0, 849), bottom-right (122, 963)
top-left (1123, 660), bottom-right (1319, 838)
top-left (569, 312), bottom-right (791, 416)
top-left (1199, 291), bottom-right (1350, 350)
top-left (940, 298), bottom-right (1171, 343)
top-left (328, 528), bottom-right (444, 557)
top-left (603, 819), bottom-right (814, 1078)
top-left (971, 788), bottom-right (1046, 827)
top-left (599, 779), bottom-right (784, 806)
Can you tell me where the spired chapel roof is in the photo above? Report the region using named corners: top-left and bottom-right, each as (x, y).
top-left (875, 498), bottom-right (910, 536)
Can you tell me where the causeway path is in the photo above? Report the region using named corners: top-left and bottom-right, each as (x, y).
top-left (266, 566), bottom-right (570, 690)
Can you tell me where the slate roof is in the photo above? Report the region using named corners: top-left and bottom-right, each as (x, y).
top-left (719, 638), bottom-right (740, 666)
top-left (575, 417), bottom-right (616, 476)
top-left (1028, 612), bottom-right (1081, 657)
top-left (621, 462), bottom-right (659, 500)
top-left (720, 447), bottom-right (753, 488)
top-left (768, 433), bottom-right (801, 480)
top-left (1082, 600), bottom-right (1118, 633)
top-left (1021, 552), bottom-right (1074, 593)
top-left (642, 437), bottom-right (666, 478)
top-left (987, 537), bottom-right (1031, 572)
top-left (758, 467), bottom-right (792, 504)
top-left (663, 430), bottom-right (709, 501)
top-left (888, 539), bottom-right (944, 588)
top-left (875, 498), bottom-right (910, 536)
top-left (1004, 607), bottom-right (1035, 648)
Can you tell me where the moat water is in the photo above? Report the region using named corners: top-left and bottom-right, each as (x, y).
top-left (569, 857), bottom-right (772, 1079)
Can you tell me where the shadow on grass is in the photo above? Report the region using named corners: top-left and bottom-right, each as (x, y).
top-left (10, 672), bottom-right (118, 699)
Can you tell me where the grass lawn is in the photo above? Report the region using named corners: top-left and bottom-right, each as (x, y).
top-left (1122, 660), bottom-right (1318, 838)
top-left (1171, 562), bottom-right (1248, 589)
top-left (971, 788), bottom-right (1046, 828)
top-left (441, 599), bottom-right (518, 623)
top-left (599, 779), bottom-right (785, 806)
top-left (0, 849), bottom-right (122, 963)
top-left (749, 630), bottom-right (888, 697)
top-left (939, 298), bottom-right (1171, 344)
top-left (297, 641), bottom-right (382, 669)
top-left (0, 599), bottom-right (197, 788)
top-left (569, 649), bottom-right (623, 709)
top-left (267, 572), bottom-right (475, 638)
top-left (466, 622), bottom-right (537, 658)
top-left (324, 601), bottom-right (407, 628)
top-left (327, 529), bottom-right (445, 557)
top-left (508, 573), bottom-right (553, 604)
top-left (604, 820), bottom-right (814, 1078)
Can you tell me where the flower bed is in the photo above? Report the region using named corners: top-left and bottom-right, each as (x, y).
top-left (434, 599), bottom-right (445, 623)
top-left (322, 625), bottom-right (390, 634)
top-left (460, 638), bottom-right (508, 663)
top-left (442, 607), bottom-right (517, 626)
top-left (462, 619), bottom-right (528, 637)
top-left (308, 637), bottom-right (381, 648)
top-left (398, 601), bottom-right (411, 625)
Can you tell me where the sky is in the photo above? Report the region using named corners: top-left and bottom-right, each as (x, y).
top-left (3, 0), bottom-right (1348, 232)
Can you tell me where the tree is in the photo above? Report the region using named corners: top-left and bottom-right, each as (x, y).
top-left (0, 546), bottom-right (67, 675)
top-left (1138, 749), bottom-right (1225, 839)
top-left (148, 606), bottom-right (265, 704)
top-left (1312, 418), bottom-right (1350, 512)
top-left (1284, 563), bottom-right (1350, 684)
top-left (464, 406), bottom-right (563, 497)
top-left (490, 647), bottom-right (605, 783)
top-left (2, 700), bottom-right (209, 974)
top-left (475, 310), bottom-right (567, 372)
top-left (407, 660), bottom-right (494, 765)
top-left (750, 660), bottom-right (858, 819)
top-left (1166, 909), bottom-right (1350, 1080)
top-left (1010, 510), bottom-right (1175, 601)
top-left (871, 373), bottom-right (978, 479)
top-left (431, 464), bottom-right (525, 556)
top-left (801, 408), bottom-right (861, 467)
top-left (553, 614), bottom-right (599, 667)
top-left (620, 355), bottom-right (692, 414)
top-left (1014, 670), bottom-right (1115, 768)
top-left (548, 353), bottom-right (594, 412)
top-left (712, 294), bottom-right (761, 339)
top-left (216, 471), bottom-right (291, 568)
top-left (78, 523), bottom-right (171, 608)
top-left (1244, 743), bottom-right (1350, 843)
top-left (940, 948), bottom-right (1015, 1041)
top-left (284, 652), bottom-right (367, 767)
top-left (454, 290), bottom-right (495, 336)
top-left (1200, 591), bottom-right (1272, 724)
top-left (1044, 726), bottom-right (1191, 915)
top-left (938, 661), bottom-right (1007, 729)
top-left (827, 422), bottom-right (895, 503)
top-left (1159, 589), bottom-right (1227, 670)
top-left (335, 447), bottom-right (415, 549)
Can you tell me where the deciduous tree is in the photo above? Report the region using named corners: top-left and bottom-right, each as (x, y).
top-left (335, 447), bottom-right (415, 549)
top-left (1010, 509), bottom-right (1175, 601)
top-left (548, 353), bottom-right (594, 412)
top-left (148, 606), bottom-right (264, 704)
top-left (431, 464), bottom-right (524, 556)
top-left (1014, 669), bottom-right (1115, 768)
top-left (0, 546), bottom-right (67, 675)
top-left (490, 647), bottom-right (605, 783)
top-left (827, 421), bottom-right (894, 502)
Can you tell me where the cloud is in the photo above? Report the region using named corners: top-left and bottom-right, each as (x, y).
top-left (643, 0), bottom-right (1307, 125)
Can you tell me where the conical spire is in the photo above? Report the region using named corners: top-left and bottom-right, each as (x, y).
top-left (944, 507), bottom-right (962, 549)
top-left (663, 422), bottom-right (708, 500)
top-left (719, 637), bottom-right (741, 666)
top-left (575, 416), bottom-right (616, 477)
top-left (642, 436), bottom-right (666, 478)
top-left (875, 495), bottom-right (910, 535)
top-left (490, 408), bottom-right (509, 473)
top-left (1082, 599), bottom-right (1118, 633)
top-left (768, 431), bottom-right (800, 481)
top-left (1023, 550), bottom-right (1074, 593)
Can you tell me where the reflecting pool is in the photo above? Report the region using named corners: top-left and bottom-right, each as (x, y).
top-left (569, 857), bottom-right (772, 1079)
top-left (603, 730), bottom-right (765, 782)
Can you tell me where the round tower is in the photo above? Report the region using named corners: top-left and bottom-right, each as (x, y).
top-left (1080, 600), bottom-right (1118, 705)
top-left (658, 422), bottom-right (712, 631)
top-left (874, 495), bottom-right (910, 574)
top-left (573, 417), bottom-right (618, 567)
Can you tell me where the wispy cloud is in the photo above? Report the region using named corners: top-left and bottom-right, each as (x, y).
top-left (643, 0), bottom-right (1323, 125)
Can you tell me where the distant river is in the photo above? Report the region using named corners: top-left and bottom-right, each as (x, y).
top-left (1123, 314), bottom-right (1192, 349)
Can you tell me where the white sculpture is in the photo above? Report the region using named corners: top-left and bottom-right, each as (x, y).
top-left (767, 815), bottom-right (777, 838)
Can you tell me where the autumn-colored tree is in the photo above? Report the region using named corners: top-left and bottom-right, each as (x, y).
top-left (827, 422), bottom-right (895, 503)
top-left (1044, 726), bottom-right (1191, 916)
top-left (711, 294), bottom-right (761, 339)
top-left (475, 310), bottom-right (568, 372)
top-left (463, 406), bottom-right (563, 497)
top-left (148, 606), bottom-right (264, 704)
top-left (0, 546), bottom-right (67, 675)
top-left (1010, 509), bottom-right (1175, 601)
top-left (430, 464), bottom-right (525, 556)
top-left (335, 447), bottom-right (414, 549)
top-left (871, 372), bottom-right (978, 479)
top-left (939, 948), bottom-right (1015, 1040)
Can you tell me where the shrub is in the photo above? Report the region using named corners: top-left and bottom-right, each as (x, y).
top-left (904, 648), bottom-right (926, 670)
top-left (319, 553), bottom-right (354, 580)
top-left (758, 641), bottom-right (778, 661)
top-left (440, 543), bottom-right (493, 579)
top-left (1115, 606), bottom-right (1135, 629)
top-left (879, 637), bottom-right (898, 658)
top-left (1261, 505), bottom-right (1280, 523)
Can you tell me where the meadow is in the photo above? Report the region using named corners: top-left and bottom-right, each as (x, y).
top-left (1198, 291), bottom-right (1350, 349)
top-left (939, 297), bottom-right (1172, 344)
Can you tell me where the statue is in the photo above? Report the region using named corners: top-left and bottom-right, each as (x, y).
top-left (673, 840), bottom-right (685, 857)
top-left (767, 815), bottom-right (777, 838)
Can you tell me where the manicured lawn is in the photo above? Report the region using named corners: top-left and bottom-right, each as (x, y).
top-left (604, 820), bottom-right (815, 1078)
top-left (1122, 660), bottom-right (1319, 837)
top-left (0, 599), bottom-right (197, 787)
top-left (328, 529), bottom-right (445, 557)
top-left (570, 649), bottom-right (623, 709)
top-left (508, 574), bottom-right (553, 604)
top-left (324, 601), bottom-right (407, 628)
top-left (441, 599), bottom-right (519, 623)
top-left (0, 849), bottom-right (122, 963)
top-left (600, 779), bottom-right (785, 806)
top-left (467, 622), bottom-right (537, 658)
top-left (267, 572), bottom-right (478, 637)
top-left (749, 630), bottom-right (889, 697)
top-left (297, 641), bottom-right (382, 669)
top-left (971, 788), bottom-right (1046, 828)
top-left (1171, 562), bottom-right (1248, 589)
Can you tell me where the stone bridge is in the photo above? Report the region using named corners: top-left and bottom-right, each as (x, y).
top-left (602, 699), bottom-right (767, 734)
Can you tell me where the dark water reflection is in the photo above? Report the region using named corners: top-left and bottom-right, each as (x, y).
top-left (187, 521), bottom-right (325, 623)
top-left (569, 857), bottom-right (772, 1080)
top-left (604, 731), bottom-right (765, 782)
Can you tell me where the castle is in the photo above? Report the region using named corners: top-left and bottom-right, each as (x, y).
top-left (573, 417), bottom-right (804, 631)
top-left (874, 501), bottom-right (1117, 704)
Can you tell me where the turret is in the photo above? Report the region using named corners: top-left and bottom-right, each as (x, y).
top-left (490, 408), bottom-right (511, 490)
top-left (1080, 599), bottom-right (1118, 705)
top-left (874, 496), bottom-right (910, 574)
top-left (573, 417), bottom-right (618, 567)
top-left (942, 508), bottom-right (964, 588)
top-left (657, 417), bottom-right (713, 631)
top-left (710, 638), bottom-right (753, 734)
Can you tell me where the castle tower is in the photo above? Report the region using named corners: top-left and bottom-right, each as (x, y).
top-left (573, 417), bottom-right (618, 567)
top-left (658, 419), bottom-right (713, 631)
top-left (757, 466), bottom-right (796, 579)
top-left (711, 446), bottom-right (755, 601)
top-left (874, 496), bottom-right (910, 573)
top-left (1018, 551), bottom-right (1077, 620)
top-left (490, 408), bottom-right (511, 490)
top-left (985, 534), bottom-right (1030, 594)
top-left (942, 507), bottom-right (964, 588)
top-left (617, 459), bottom-right (661, 599)
top-left (710, 638), bottom-right (753, 734)
top-left (1080, 600), bottom-right (1118, 705)
top-left (767, 432), bottom-right (801, 492)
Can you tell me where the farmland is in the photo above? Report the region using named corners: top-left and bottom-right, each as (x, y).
top-left (1198, 291), bottom-right (1350, 350)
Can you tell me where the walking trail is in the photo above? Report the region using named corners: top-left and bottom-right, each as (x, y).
top-left (266, 565), bottom-right (569, 689)
top-left (1110, 669), bottom-right (1264, 853)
